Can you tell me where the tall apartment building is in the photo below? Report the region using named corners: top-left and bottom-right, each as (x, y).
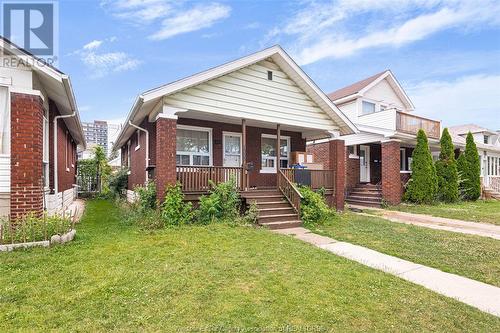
top-left (82, 120), bottom-right (109, 156)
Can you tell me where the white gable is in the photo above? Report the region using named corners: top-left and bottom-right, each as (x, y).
top-left (363, 78), bottom-right (406, 110)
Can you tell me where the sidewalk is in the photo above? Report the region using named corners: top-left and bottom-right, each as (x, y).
top-left (274, 227), bottom-right (500, 317)
top-left (353, 207), bottom-right (500, 240)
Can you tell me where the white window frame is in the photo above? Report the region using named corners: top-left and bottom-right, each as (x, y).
top-left (361, 100), bottom-right (376, 115)
top-left (127, 140), bottom-right (131, 173)
top-left (176, 125), bottom-right (213, 166)
top-left (222, 131), bottom-right (242, 167)
top-left (260, 133), bottom-right (291, 174)
top-left (42, 108), bottom-right (50, 189)
top-left (135, 130), bottom-right (141, 151)
top-left (348, 145), bottom-right (358, 159)
top-left (65, 131), bottom-right (70, 172)
top-left (0, 85), bottom-right (10, 157)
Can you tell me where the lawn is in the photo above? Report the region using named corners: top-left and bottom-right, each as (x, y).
top-left (387, 200), bottom-right (500, 225)
top-left (311, 212), bottom-right (500, 287)
top-left (1, 200), bottom-right (499, 331)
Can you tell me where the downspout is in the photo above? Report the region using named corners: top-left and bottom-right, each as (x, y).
top-left (128, 120), bottom-right (149, 184)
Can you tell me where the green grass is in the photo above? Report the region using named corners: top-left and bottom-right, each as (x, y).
top-left (1, 200), bottom-right (499, 331)
top-left (311, 212), bottom-right (500, 287)
top-left (387, 200), bottom-right (500, 225)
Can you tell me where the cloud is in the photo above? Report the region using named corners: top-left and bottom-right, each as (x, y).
top-left (102, 1), bottom-right (231, 40)
top-left (72, 38), bottom-right (141, 78)
top-left (407, 74), bottom-right (500, 129)
top-left (266, 0), bottom-right (500, 65)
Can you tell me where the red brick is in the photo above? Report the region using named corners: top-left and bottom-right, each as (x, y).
top-left (381, 140), bottom-right (402, 205)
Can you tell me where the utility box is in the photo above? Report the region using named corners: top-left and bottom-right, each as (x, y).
top-left (294, 168), bottom-right (311, 186)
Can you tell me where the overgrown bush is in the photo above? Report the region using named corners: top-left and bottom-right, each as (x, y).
top-left (243, 202), bottom-right (259, 225)
top-left (404, 130), bottom-right (437, 204)
top-left (197, 178), bottom-right (241, 224)
top-left (135, 181), bottom-right (157, 212)
top-left (0, 213), bottom-right (72, 244)
top-left (458, 132), bottom-right (481, 200)
top-left (436, 128), bottom-right (459, 202)
top-left (299, 186), bottom-right (333, 225)
top-left (107, 168), bottom-right (129, 198)
top-left (160, 183), bottom-right (193, 226)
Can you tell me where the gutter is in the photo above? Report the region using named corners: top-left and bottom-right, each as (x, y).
top-left (128, 120), bottom-right (149, 183)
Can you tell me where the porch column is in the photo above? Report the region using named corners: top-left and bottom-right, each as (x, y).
top-left (155, 115), bottom-right (177, 200)
top-left (276, 123), bottom-right (281, 189)
top-left (329, 139), bottom-right (345, 211)
top-left (241, 119), bottom-right (247, 191)
top-left (381, 140), bottom-right (402, 205)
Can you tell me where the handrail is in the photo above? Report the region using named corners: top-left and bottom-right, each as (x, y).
top-left (176, 166), bottom-right (243, 192)
top-left (281, 168), bottom-right (335, 190)
top-left (396, 111), bottom-right (440, 139)
top-left (278, 169), bottom-right (303, 215)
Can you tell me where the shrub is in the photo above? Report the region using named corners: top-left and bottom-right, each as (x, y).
top-left (243, 202), bottom-right (259, 225)
top-left (299, 186), bottom-right (333, 225)
top-left (160, 183), bottom-right (193, 226)
top-left (404, 130), bottom-right (437, 204)
top-left (458, 132), bottom-right (481, 200)
top-left (196, 178), bottom-right (241, 224)
top-left (135, 181), bottom-right (157, 212)
top-left (435, 128), bottom-right (459, 202)
top-left (107, 168), bottom-right (129, 198)
top-left (0, 213), bottom-right (72, 244)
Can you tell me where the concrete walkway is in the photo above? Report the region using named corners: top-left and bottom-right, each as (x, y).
top-left (274, 227), bottom-right (500, 317)
top-left (355, 207), bottom-right (500, 240)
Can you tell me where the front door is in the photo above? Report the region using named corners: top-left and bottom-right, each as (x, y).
top-left (223, 132), bottom-right (242, 167)
top-left (359, 145), bottom-right (370, 183)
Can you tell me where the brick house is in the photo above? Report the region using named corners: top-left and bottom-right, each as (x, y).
top-left (114, 46), bottom-right (357, 228)
top-left (0, 37), bottom-right (85, 219)
top-left (308, 70), bottom-right (442, 206)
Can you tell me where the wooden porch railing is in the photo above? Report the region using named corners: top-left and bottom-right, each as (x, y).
top-left (396, 111), bottom-right (440, 139)
top-left (176, 166), bottom-right (243, 192)
top-left (278, 169), bottom-right (303, 215)
top-left (281, 168), bottom-right (335, 190)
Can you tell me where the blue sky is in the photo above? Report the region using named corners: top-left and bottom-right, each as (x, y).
top-left (57, 0), bottom-right (500, 129)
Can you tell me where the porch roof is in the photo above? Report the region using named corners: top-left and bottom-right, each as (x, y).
top-left (114, 45), bottom-right (358, 150)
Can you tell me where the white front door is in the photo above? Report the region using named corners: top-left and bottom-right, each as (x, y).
top-left (223, 132), bottom-right (242, 167)
top-left (359, 145), bottom-right (370, 183)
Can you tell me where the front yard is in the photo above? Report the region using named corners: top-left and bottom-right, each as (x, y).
top-left (311, 212), bottom-right (500, 287)
top-left (388, 200), bottom-right (500, 225)
top-left (1, 200), bottom-right (499, 331)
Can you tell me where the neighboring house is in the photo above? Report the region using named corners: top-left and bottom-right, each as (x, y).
top-left (308, 70), bottom-right (441, 206)
top-left (0, 37), bottom-right (85, 219)
top-left (113, 45), bottom-right (357, 228)
top-left (449, 124), bottom-right (500, 193)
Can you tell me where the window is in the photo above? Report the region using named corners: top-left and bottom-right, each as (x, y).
top-left (135, 130), bottom-right (141, 150)
top-left (400, 148), bottom-right (407, 171)
top-left (362, 101), bottom-right (376, 115)
top-left (42, 108), bottom-right (49, 188)
top-left (0, 86), bottom-right (9, 155)
top-left (65, 131), bottom-right (69, 171)
top-left (261, 134), bottom-right (290, 173)
top-left (176, 126), bottom-right (212, 166)
top-left (127, 141), bottom-right (131, 168)
top-left (484, 135), bottom-right (489, 144)
top-left (348, 145), bottom-right (358, 157)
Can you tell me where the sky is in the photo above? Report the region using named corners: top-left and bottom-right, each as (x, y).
top-left (55, 0), bottom-right (500, 130)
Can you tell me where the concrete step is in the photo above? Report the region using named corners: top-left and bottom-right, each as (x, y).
top-left (258, 207), bottom-right (296, 216)
top-left (349, 191), bottom-right (382, 198)
top-left (347, 195), bottom-right (382, 203)
top-left (346, 198), bottom-right (382, 208)
top-left (246, 195), bottom-right (284, 203)
top-left (259, 220), bottom-right (303, 230)
top-left (258, 213), bottom-right (299, 223)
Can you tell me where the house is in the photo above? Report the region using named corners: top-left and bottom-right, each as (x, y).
top-left (449, 124), bottom-right (500, 195)
top-left (113, 45), bottom-right (357, 228)
top-left (307, 70), bottom-right (441, 206)
top-left (0, 37), bottom-right (85, 219)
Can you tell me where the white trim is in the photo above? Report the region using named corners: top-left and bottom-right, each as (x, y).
top-left (358, 71), bottom-right (415, 111)
top-left (400, 148), bottom-right (407, 171)
top-left (348, 145), bottom-right (358, 158)
top-left (222, 131), bottom-right (242, 167)
top-left (176, 125), bottom-right (213, 166)
top-left (260, 133), bottom-right (290, 173)
top-left (359, 145), bottom-right (370, 183)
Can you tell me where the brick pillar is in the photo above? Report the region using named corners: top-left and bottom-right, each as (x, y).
top-left (155, 117), bottom-right (177, 200)
top-left (381, 140), bottom-right (402, 205)
top-left (329, 139), bottom-right (345, 211)
top-left (10, 93), bottom-right (44, 219)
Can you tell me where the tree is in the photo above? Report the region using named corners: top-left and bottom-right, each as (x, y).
top-left (435, 128), bottom-right (459, 202)
top-left (93, 145), bottom-right (111, 193)
top-left (458, 132), bottom-right (481, 200)
top-left (404, 129), bottom-right (437, 203)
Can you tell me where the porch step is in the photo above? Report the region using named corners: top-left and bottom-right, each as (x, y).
top-left (259, 220), bottom-right (303, 230)
top-left (347, 195), bottom-right (382, 203)
top-left (258, 207), bottom-right (296, 216)
top-left (348, 191), bottom-right (381, 198)
top-left (246, 195), bottom-right (284, 203)
top-left (258, 213), bottom-right (299, 224)
top-left (346, 183), bottom-right (382, 208)
top-left (255, 201), bottom-right (290, 209)
top-left (241, 190), bottom-right (281, 197)
top-left (346, 199), bottom-right (382, 208)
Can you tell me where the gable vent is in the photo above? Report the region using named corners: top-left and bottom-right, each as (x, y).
top-left (267, 71), bottom-right (273, 80)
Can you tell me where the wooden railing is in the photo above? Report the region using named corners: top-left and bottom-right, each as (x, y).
top-left (396, 111), bottom-right (440, 139)
top-left (176, 166), bottom-right (243, 192)
top-left (281, 168), bottom-right (335, 190)
top-left (487, 176), bottom-right (500, 193)
top-left (278, 170), bottom-right (303, 215)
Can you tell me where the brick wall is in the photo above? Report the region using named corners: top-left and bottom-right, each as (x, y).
top-left (381, 140), bottom-right (402, 205)
top-left (10, 93), bottom-right (44, 218)
top-left (155, 117), bottom-right (177, 199)
top-left (306, 141), bottom-right (331, 169)
top-left (346, 150), bottom-right (360, 194)
top-left (329, 140), bottom-right (345, 211)
top-left (126, 119), bottom-right (157, 190)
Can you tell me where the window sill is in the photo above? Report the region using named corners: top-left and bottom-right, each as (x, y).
top-left (349, 154), bottom-right (359, 159)
top-left (260, 169), bottom-right (276, 174)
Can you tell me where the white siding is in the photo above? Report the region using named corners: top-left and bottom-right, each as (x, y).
top-left (337, 100), bottom-right (357, 123)
top-left (356, 109), bottom-right (397, 130)
top-left (164, 59), bottom-right (337, 131)
top-left (0, 156), bottom-right (9, 193)
top-left (45, 187), bottom-right (77, 216)
top-left (364, 78), bottom-right (405, 110)
top-left (0, 192), bottom-right (9, 217)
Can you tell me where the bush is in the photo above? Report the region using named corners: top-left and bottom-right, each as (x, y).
top-left (404, 130), bottom-right (438, 204)
top-left (197, 178), bottom-right (241, 224)
top-left (243, 202), bottom-right (259, 225)
top-left (458, 132), bottom-right (481, 200)
top-left (0, 213), bottom-right (72, 244)
top-left (135, 181), bottom-right (157, 212)
top-left (107, 168), bottom-right (129, 198)
top-left (299, 186), bottom-right (333, 225)
top-left (160, 183), bottom-right (193, 226)
top-left (436, 128), bottom-right (459, 202)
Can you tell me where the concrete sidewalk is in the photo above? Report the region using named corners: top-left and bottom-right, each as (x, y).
top-left (274, 227), bottom-right (500, 317)
top-left (363, 208), bottom-right (500, 240)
